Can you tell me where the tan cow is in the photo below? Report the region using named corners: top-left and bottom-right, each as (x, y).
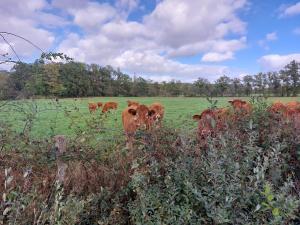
top-left (122, 104), bottom-right (155, 148)
top-left (228, 99), bottom-right (252, 120)
top-left (149, 102), bottom-right (165, 128)
top-left (88, 103), bottom-right (98, 113)
top-left (127, 100), bottom-right (140, 107)
top-left (102, 102), bottom-right (118, 113)
top-left (193, 108), bottom-right (229, 143)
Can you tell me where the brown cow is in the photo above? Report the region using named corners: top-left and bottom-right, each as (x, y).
top-left (193, 109), bottom-right (217, 143)
top-left (193, 108), bottom-right (227, 143)
top-left (122, 104), bottom-right (155, 148)
top-left (102, 102), bottom-right (118, 113)
top-left (228, 99), bottom-right (252, 113)
top-left (97, 102), bottom-right (103, 108)
top-left (268, 101), bottom-right (300, 119)
top-left (149, 102), bottom-right (165, 128)
top-left (88, 103), bottom-right (98, 113)
top-left (127, 100), bottom-right (140, 107)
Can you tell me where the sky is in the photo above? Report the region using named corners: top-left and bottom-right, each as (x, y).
top-left (0, 0), bottom-right (300, 82)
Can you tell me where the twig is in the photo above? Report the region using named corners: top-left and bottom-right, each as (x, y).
top-left (0, 32), bottom-right (45, 53)
top-left (0, 33), bottom-right (21, 62)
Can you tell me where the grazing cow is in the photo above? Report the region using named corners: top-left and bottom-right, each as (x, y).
top-left (97, 102), bottom-right (103, 108)
top-left (149, 102), bottom-right (165, 128)
top-left (127, 100), bottom-right (140, 107)
top-left (102, 102), bottom-right (118, 113)
top-left (88, 103), bottom-right (98, 113)
top-left (122, 104), bottom-right (155, 148)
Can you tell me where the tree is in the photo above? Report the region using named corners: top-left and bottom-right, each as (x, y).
top-left (0, 72), bottom-right (9, 99)
top-left (131, 76), bottom-right (149, 96)
top-left (268, 72), bottom-right (281, 96)
top-left (279, 69), bottom-right (291, 97)
top-left (242, 75), bottom-right (253, 96)
top-left (215, 75), bottom-right (231, 97)
top-left (254, 73), bottom-right (268, 96)
top-left (43, 63), bottom-right (65, 96)
top-left (232, 78), bottom-right (243, 97)
top-left (193, 78), bottom-right (210, 96)
top-left (284, 60), bottom-right (300, 96)
top-left (112, 69), bottom-right (132, 96)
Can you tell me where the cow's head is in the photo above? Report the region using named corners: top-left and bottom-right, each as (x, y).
top-left (228, 99), bottom-right (247, 108)
top-left (127, 100), bottom-right (139, 107)
top-left (193, 109), bottom-right (215, 121)
top-left (128, 105), bottom-right (155, 129)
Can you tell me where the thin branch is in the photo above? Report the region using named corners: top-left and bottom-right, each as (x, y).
top-left (0, 32), bottom-right (45, 53)
top-left (0, 33), bottom-right (21, 62)
top-left (0, 59), bottom-right (20, 64)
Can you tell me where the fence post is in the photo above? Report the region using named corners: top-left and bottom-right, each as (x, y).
top-left (54, 135), bottom-right (67, 184)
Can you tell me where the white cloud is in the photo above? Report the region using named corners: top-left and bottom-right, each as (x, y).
top-left (266, 32), bottom-right (278, 41)
top-left (112, 50), bottom-right (231, 82)
top-left (56, 0), bottom-right (248, 81)
top-left (167, 37), bottom-right (246, 58)
top-left (143, 0), bottom-right (246, 49)
top-left (0, 0), bottom-right (59, 69)
top-left (2, 0), bottom-right (249, 80)
top-left (202, 52), bottom-right (234, 62)
top-left (72, 2), bottom-right (117, 31)
top-left (293, 27), bottom-right (300, 35)
top-left (280, 2), bottom-right (300, 17)
top-left (258, 32), bottom-right (278, 50)
top-left (115, 0), bottom-right (139, 16)
top-left (259, 53), bottom-right (300, 70)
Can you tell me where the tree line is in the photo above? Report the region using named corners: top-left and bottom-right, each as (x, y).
top-left (0, 60), bottom-right (299, 100)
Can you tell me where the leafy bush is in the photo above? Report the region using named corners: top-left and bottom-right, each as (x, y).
top-left (1, 98), bottom-right (299, 224)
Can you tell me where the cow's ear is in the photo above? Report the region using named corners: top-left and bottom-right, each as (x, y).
top-left (192, 115), bottom-right (201, 120)
top-left (241, 100), bottom-right (247, 104)
top-left (228, 100), bottom-right (233, 104)
top-left (148, 110), bottom-right (156, 116)
top-left (128, 108), bottom-right (137, 115)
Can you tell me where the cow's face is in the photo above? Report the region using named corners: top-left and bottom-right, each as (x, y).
top-left (193, 109), bottom-right (215, 123)
top-left (149, 109), bottom-right (161, 122)
top-left (229, 100), bottom-right (247, 108)
top-left (128, 105), bottom-right (154, 129)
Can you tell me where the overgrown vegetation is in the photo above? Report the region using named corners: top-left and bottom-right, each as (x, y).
top-left (1, 97), bottom-right (299, 224)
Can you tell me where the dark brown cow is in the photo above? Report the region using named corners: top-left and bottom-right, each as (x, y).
top-left (102, 102), bottom-right (118, 113)
top-left (88, 103), bottom-right (98, 113)
top-left (149, 102), bottom-right (165, 128)
top-left (127, 100), bottom-right (140, 107)
top-left (122, 104), bottom-right (155, 148)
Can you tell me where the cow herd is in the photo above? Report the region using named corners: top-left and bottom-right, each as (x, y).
top-left (88, 101), bottom-right (118, 113)
top-left (88, 99), bottom-right (300, 148)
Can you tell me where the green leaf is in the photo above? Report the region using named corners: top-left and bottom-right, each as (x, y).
top-left (264, 183), bottom-right (271, 195)
top-left (267, 194), bottom-right (274, 202)
top-left (272, 208), bottom-right (280, 217)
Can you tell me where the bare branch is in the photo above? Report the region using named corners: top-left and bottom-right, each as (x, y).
top-left (0, 33), bottom-right (21, 62)
top-left (0, 31), bottom-right (45, 53)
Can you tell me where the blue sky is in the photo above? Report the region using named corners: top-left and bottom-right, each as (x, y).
top-left (0, 0), bottom-right (300, 82)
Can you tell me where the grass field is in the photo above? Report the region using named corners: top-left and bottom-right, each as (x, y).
top-left (1, 96), bottom-right (299, 138)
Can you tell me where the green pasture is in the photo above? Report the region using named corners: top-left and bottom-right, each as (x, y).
top-left (0, 97), bottom-right (299, 138)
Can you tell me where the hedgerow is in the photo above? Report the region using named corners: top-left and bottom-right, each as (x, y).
top-left (1, 98), bottom-right (299, 224)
